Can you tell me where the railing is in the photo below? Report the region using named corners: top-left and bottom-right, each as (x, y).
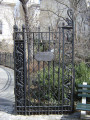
top-left (0, 52), bottom-right (14, 69)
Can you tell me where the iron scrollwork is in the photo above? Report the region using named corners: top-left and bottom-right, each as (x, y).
top-left (66, 9), bottom-right (73, 26)
top-left (14, 25), bottom-right (25, 112)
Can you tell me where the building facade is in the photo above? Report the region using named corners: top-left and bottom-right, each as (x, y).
top-left (0, 0), bottom-right (16, 53)
top-left (0, 0), bottom-right (40, 53)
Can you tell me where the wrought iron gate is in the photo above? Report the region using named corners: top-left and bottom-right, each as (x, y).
top-left (14, 9), bottom-right (75, 115)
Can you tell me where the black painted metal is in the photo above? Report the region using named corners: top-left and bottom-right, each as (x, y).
top-left (14, 9), bottom-right (75, 115)
top-left (0, 52), bottom-right (14, 69)
top-left (14, 25), bottom-right (26, 115)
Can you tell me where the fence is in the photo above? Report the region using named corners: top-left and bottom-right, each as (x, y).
top-left (0, 52), bottom-right (14, 69)
top-left (14, 9), bottom-right (75, 115)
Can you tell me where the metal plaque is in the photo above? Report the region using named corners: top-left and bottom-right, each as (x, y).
top-left (35, 52), bottom-right (55, 61)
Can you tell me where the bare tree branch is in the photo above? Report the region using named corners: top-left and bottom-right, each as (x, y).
top-left (40, 9), bottom-right (67, 22)
top-left (19, 0), bottom-right (33, 60)
top-left (55, 0), bottom-right (69, 8)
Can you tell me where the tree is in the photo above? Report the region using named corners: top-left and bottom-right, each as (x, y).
top-left (39, 0), bottom-right (90, 61)
top-left (39, 0), bottom-right (70, 31)
top-left (19, 0), bottom-right (36, 61)
top-left (69, 0), bottom-right (90, 60)
top-left (19, 0), bottom-right (30, 34)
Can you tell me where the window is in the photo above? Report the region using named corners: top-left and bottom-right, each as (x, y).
top-left (0, 21), bottom-right (2, 34)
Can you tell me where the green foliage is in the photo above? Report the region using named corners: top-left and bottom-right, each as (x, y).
top-left (39, 66), bottom-right (62, 101)
top-left (30, 62), bottom-right (90, 103)
top-left (74, 62), bottom-right (90, 101)
top-left (34, 39), bottom-right (50, 52)
top-left (75, 62), bottom-right (90, 89)
top-left (39, 62), bottom-right (90, 100)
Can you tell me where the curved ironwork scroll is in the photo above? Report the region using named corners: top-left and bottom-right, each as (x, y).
top-left (66, 9), bottom-right (73, 26)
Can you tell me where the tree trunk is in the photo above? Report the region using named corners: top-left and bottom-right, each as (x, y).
top-left (20, 1), bottom-right (33, 62)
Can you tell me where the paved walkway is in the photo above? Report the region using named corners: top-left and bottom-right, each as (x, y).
top-left (0, 65), bottom-right (87, 120)
top-left (0, 66), bottom-right (14, 106)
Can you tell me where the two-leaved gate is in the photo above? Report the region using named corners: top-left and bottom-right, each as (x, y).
top-left (13, 9), bottom-right (75, 115)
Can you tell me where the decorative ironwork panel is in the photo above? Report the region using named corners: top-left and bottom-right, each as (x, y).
top-left (62, 9), bottom-right (74, 112)
top-left (14, 25), bottom-right (26, 114)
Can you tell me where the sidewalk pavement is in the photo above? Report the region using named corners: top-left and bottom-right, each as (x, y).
top-left (0, 65), bottom-right (14, 106)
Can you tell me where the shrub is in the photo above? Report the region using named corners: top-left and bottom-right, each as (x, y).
top-left (74, 62), bottom-right (90, 101)
top-left (39, 66), bottom-right (62, 102)
top-left (75, 62), bottom-right (90, 90)
top-left (30, 62), bottom-right (90, 103)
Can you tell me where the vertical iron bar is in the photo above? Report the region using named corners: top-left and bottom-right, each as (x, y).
top-left (52, 33), bottom-right (55, 105)
top-left (33, 32), bottom-right (36, 105)
top-left (33, 33), bottom-right (35, 74)
top-left (5, 52), bottom-right (6, 66)
top-left (58, 27), bottom-right (61, 114)
top-left (71, 18), bottom-right (75, 112)
top-left (1, 53), bottom-right (3, 65)
top-left (46, 32), bottom-right (48, 115)
top-left (22, 25), bottom-right (27, 115)
top-left (62, 27), bottom-right (65, 114)
top-left (2, 53), bottom-right (4, 65)
top-left (10, 53), bottom-right (11, 68)
top-left (28, 32), bottom-right (31, 115)
top-left (0, 53), bottom-right (1, 65)
top-left (9, 53), bottom-right (10, 67)
top-left (13, 25), bottom-right (18, 114)
top-left (42, 33), bottom-right (45, 105)
top-left (55, 31), bottom-right (58, 114)
top-left (48, 27), bottom-right (50, 114)
top-left (0, 52), bottom-right (1, 65)
top-left (38, 27), bottom-right (40, 114)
